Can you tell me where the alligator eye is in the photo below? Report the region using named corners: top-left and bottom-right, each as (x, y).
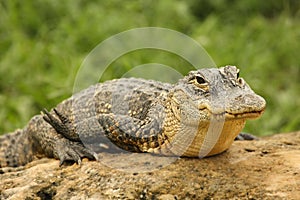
top-left (196, 76), bottom-right (206, 84)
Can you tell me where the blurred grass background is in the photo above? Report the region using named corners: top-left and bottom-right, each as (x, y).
top-left (0, 0), bottom-right (299, 135)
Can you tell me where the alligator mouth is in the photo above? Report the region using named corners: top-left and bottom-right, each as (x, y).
top-left (225, 109), bottom-right (265, 119)
top-left (199, 107), bottom-right (265, 120)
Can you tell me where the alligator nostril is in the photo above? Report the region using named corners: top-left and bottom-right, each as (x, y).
top-left (237, 78), bottom-right (244, 85)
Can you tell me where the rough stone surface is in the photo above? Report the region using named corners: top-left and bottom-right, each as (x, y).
top-left (1, 132), bottom-right (299, 200)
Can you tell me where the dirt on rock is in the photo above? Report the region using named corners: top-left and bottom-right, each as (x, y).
top-left (0, 132), bottom-right (299, 200)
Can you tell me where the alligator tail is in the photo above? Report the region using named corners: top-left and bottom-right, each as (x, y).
top-left (0, 129), bottom-right (34, 168)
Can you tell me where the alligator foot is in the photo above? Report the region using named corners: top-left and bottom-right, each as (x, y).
top-left (235, 132), bottom-right (258, 141)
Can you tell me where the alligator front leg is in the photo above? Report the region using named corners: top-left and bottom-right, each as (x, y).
top-left (97, 113), bottom-right (165, 153)
top-left (43, 106), bottom-right (166, 154)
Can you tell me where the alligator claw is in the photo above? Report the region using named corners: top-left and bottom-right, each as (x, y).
top-left (55, 140), bottom-right (98, 167)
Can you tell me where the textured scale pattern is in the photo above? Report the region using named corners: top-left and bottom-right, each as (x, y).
top-left (0, 66), bottom-right (266, 167)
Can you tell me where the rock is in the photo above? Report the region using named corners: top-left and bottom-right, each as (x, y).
top-left (0, 132), bottom-right (299, 200)
top-left (157, 194), bottom-right (177, 200)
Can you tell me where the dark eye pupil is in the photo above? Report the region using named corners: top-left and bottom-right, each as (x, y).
top-left (196, 76), bottom-right (205, 84)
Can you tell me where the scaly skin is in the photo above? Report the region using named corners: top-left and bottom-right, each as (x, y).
top-left (0, 66), bottom-right (266, 167)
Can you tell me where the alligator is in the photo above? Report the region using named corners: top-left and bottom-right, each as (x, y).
top-left (0, 65), bottom-right (266, 167)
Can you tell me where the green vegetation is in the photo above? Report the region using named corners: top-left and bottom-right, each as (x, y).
top-left (0, 0), bottom-right (299, 135)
